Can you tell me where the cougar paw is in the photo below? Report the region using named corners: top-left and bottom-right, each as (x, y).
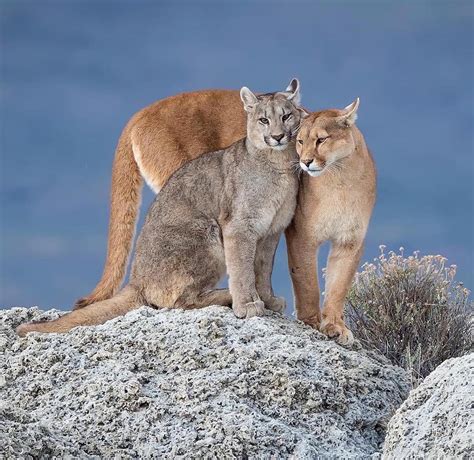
top-left (264, 296), bottom-right (286, 313)
top-left (300, 314), bottom-right (321, 330)
top-left (320, 317), bottom-right (354, 346)
top-left (233, 300), bottom-right (265, 319)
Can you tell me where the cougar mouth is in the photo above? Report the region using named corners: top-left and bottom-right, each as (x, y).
top-left (306, 169), bottom-right (323, 177)
top-left (299, 161), bottom-right (324, 177)
top-left (264, 137), bottom-right (288, 149)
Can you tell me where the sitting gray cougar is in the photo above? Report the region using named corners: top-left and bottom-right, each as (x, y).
top-left (17, 79), bottom-right (306, 336)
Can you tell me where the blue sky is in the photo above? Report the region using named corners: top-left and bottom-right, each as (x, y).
top-left (1, 1), bottom-right (473, 310)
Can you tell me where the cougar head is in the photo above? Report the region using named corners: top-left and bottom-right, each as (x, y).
top-left (240, 78), bottom-right (308, 151)
top-left (296, 98), bottom-right (360, 177)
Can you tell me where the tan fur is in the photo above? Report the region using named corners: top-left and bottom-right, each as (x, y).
top-left (285, 99), bottom-right (376, 345)
top-left (75, 90), bottom-right (247, 309)
top-left (17, 83), bottom-right (304, 336)
top-left (50, 82), bottom-right (374, 346)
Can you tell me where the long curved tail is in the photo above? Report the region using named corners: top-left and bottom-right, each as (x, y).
top-left (17, 286), bottom-right (143, 336)
top-left (75, 128), bottom-right (143, 309)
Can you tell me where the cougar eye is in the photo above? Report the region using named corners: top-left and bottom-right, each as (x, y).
top-left (259, 117), bottom-right (269, 125)
top-left (282, 113), bottom-right (292, 122)
top-left (316, 137), bottom-right (328, 145)
top-left (297, 139), bottom-right (303, 145)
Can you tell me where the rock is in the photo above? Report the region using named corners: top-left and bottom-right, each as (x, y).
top-left (382, 353), bottom-right (474, 459)
top-left (1, 306), bottom-right (409, 459)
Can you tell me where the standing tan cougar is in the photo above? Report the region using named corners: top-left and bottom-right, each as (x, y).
top-left (286, 99), bottom-right (376, 345)
top-left (17, 80), bottom-right (306, 336)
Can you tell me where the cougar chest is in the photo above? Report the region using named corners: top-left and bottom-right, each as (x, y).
top-left (311, 182), bottom-right (368, 245)
top-left (268, 170), bottom-right (298, 234)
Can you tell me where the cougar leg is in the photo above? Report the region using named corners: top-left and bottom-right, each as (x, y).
top-left (174, 288), bottom-right (232, 309)
top-left (223, 226), bottom-right (264, 319)
top-left (255, 233), bottom-right (286, 312)
top-left (285, 220), bottom-right (322, 328)
top-left (320, 242), bottom-right (364, 345)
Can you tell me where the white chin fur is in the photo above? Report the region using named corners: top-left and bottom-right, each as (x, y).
top-left (299, 162), bottom-right (323, 177)
top-left (306, 170), bottom-right (323, 177)
top-left (272, 144), bottom-right (288, 151)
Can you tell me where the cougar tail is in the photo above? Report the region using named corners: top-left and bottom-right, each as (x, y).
top-left (17, 286), bottom-right (143, 336)
top-left (74, 127), bottom-right (143, 310)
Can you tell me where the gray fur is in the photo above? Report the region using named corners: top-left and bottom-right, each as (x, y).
top-left (16, 80), bottom-right (305, 335)
top-left (131, 83), bottom-right (303, 318)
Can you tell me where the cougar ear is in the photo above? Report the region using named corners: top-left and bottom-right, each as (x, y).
top-left (299, 107), bottom-right (311, 119)
top-left (336, 97), bottom-right (360, 127)
top-left (240, 87), bottom-right (259, 112)
top-left (285, 78), bottom-right (301, 106)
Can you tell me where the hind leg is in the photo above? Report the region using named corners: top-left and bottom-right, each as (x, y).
top-left (176, 287), bottom-right (268, 318)
top-left (171, 256), bottom-right (230, 309)
top-left (145, 237), bottom-right (229, 310)
top-left (175, 288), bottom-right (232, 309)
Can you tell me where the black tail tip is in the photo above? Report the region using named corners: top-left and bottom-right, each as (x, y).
top-left (73, 297), bottom-right (92, 310)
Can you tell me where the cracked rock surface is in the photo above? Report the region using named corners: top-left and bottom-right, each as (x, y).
top-left (1, 306), bottom-right (409, 459)
top-left (382, 353), bottom-right (474, 459)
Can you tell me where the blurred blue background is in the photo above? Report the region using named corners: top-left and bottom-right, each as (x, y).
top-left (1, 0), bottom-right (473, 311)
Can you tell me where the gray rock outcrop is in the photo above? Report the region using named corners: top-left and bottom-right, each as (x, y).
top-left (382, 353), bottom-right (473, 459)
top-left (1, 306), bottom-right (409, 459)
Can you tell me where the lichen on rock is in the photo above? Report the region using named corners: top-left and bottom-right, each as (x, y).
top-left (382, 353), bottom-right (474, 459)
top-left (1, 306), bottom-right (409, 458)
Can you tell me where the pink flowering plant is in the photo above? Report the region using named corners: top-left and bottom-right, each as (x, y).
top-left (346, 246), bottom-right (473, 384)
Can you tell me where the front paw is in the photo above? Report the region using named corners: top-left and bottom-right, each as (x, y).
top-left (299, 314), bottom-right (320, 330)
top-left (233, 300), bottom-right (265, 319)
top-left (264, 296), bottom-right (286, 313)
top-left (320, 317), bottom-right (354, 346)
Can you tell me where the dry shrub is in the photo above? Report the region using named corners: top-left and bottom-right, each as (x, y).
top-left (346, 246), bottom-right (473, 385)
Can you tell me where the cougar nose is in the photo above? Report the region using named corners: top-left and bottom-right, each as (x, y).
top-left (302, 159), bottom-right (313, 167)
top-left (271, 134), bottom-right (285, 142)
